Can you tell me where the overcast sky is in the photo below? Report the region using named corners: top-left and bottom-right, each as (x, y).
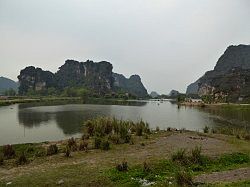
top-left (0, 0), bottom-right (250, 94)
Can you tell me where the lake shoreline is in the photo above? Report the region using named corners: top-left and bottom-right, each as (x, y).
top-left (180, 101), bottom-right (250, 108)
top-left (0, 97), bottom-right (82, 107)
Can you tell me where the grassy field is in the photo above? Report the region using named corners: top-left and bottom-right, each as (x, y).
top-left (0, 118), bottom-right (250, 186)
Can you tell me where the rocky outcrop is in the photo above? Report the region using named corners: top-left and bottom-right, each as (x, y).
top-left (55, 60), bottom-right (113, 94)
top-left (169, 90), bottom-right (180, 97)
top-left (150, 91), bottom-right (159, 98)
top-left (18, 60), bottom-right (148, 97)
top-left (113, 73), bottom-right (148, 98)
top-left (186, 45), bottom-right (250, 102)
top-left (186, 80), bottom-right (200, 95)
top-left (0, 77), bottom-right (18, 93)
top-left (18, 66), bottom-right (55, 95)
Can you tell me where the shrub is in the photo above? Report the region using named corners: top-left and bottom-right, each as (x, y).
top-left (16, 152), bottom-right (28, 165)
top-left (35, 148), bottom-right (46, 157)
top-left (143, 161), bottom-right (151, 172)
top-left (67, 138), bottom-right (78, 151)
top-left (79, 140), bottom-right (88, 151)
top-left (136, 125), bottom-right (143, 136)
top-left (144, 123), bottom-right (151, 134)
top-left (85, 120), bottom-right (94, 136)
top-left (116, 160), bottom-right (128, 172)
top-left (175, 170), bottom-right (193, 186)
top-left (101, 140), bottom-right (110, 150)
top-left (156, 126), bottom-right (160, 132)
top-left (47, 144), bottom-right (58, 156)
top-left (109, 134), bottom-right (120, 144)
top-left (244, 134), bottom-right (250, 141)
top-left (94, 137), bottom-right (102, 149)
top-left (119, 125), bottom-right (131, 143)
top-left (81, 133), bottom-right (90, 140)
top-left (26, 146), bottom-right (35, 153)
top-left (0, 154), bottom-right (3, 165)
top-left (129, 137), bottom-right (135, 145)
top-left (3, 144), bottom-right (15, 159)
top-left (64, 146), bottom-right (71, 157)
top-left (203, 126), bottom-right (209, 133)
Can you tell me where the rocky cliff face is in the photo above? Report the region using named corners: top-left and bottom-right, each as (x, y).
top-left (186, 45), bottom-right (250, 102)
top-left (55, 60), bottom-right (113, 94)
top-left (18, 60), bottom-right (148, 97)
top-left (150, 91), bottom-right (159, 98)
top-left (169, 90), bottom-right (180, 97)
top-left (18, 66), bottom-right (55, 95)
top-left (113, 73), bottom-right (148, 98)
top-left (186, 80), bottom-right (200, 95)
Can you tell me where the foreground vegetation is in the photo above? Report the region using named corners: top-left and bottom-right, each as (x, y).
top-left (0, 118), bottom-right (250, 186)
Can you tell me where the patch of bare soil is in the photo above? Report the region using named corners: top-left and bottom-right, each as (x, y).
top-left (194, 167), bottom-right (250, 184)
top-left (161, 132), bottom-right (238, 157)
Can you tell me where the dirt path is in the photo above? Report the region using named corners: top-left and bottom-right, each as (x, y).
top-left (194, 167), bottom-right (250, 184)
top-left (0, 132), bottom-right (239, 181)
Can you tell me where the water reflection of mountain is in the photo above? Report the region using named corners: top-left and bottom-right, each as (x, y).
top-left (18, 106), bottom-right (111, 135)
top-left (17, 101), bottom-right (146, 135)
top-left (18, 110), bottom-right (51, 128)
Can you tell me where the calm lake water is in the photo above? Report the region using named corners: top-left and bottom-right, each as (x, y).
top-left (0, 100), bottom-right (250, 145)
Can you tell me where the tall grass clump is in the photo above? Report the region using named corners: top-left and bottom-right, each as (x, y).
top-left (64, 146), bottom-right (71, 157)
top-left (3, 144), bottom-right (15, 159)
top-left (190, 146), bottom-right (202, 164)
top-left (116, 160), bottom-right (128, 172)
top-left (175, 170), bottom-right (193, 186)
top-left (0, 154), bottom-right (3, 166)
top-left (100, 139), bottom-right (110, 150)
top-left (244, 134), bottom-right (250, 141)
top-left (47, 144), bottom-right (58, 156)
top-left (203, 126), bottom-right (209, 133)
top-left (67, 137), bottom-right (78, 151)
top-left (172, 147), bottom-right (205, 166)
top-left (83, 117), bottom-right (151, 147)
top-left (79, 140), bottom-right (88, 151)
top-left (172, 149), bottom-right (188, 165)
top-left (16, 152), bottom-right (28, 165)
top-left (94, 136), bottom-right (102, 149)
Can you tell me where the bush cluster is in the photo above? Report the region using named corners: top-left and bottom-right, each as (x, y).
top-left (79, 140), bottom-right (88, 151)
top-left (83, 117), bottom-right (150, 144)
top-left (67, 138), bottom-right (78, 151)
top-left (3, 144), bottom-right (15, 159)
top-left (16, 152), bottom-right (28, 165)
top-left (116, 160), bottom-right (128, 172)
top-left (172, 146), bottom-right (203, 166)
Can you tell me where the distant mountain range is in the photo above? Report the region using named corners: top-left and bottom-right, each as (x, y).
top-left (186, 44), bottom-right (250, 102)
top-left (18, 60), bottom-right (148, 98)
top-left (0, 76), bottom-right (18, 94)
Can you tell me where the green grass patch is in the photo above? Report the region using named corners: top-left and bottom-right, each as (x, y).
top-left (105, 152), bottom-right (250, 186)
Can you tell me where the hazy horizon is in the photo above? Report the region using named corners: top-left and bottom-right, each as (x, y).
top-left (0, 0), bottom-right (250, 94)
